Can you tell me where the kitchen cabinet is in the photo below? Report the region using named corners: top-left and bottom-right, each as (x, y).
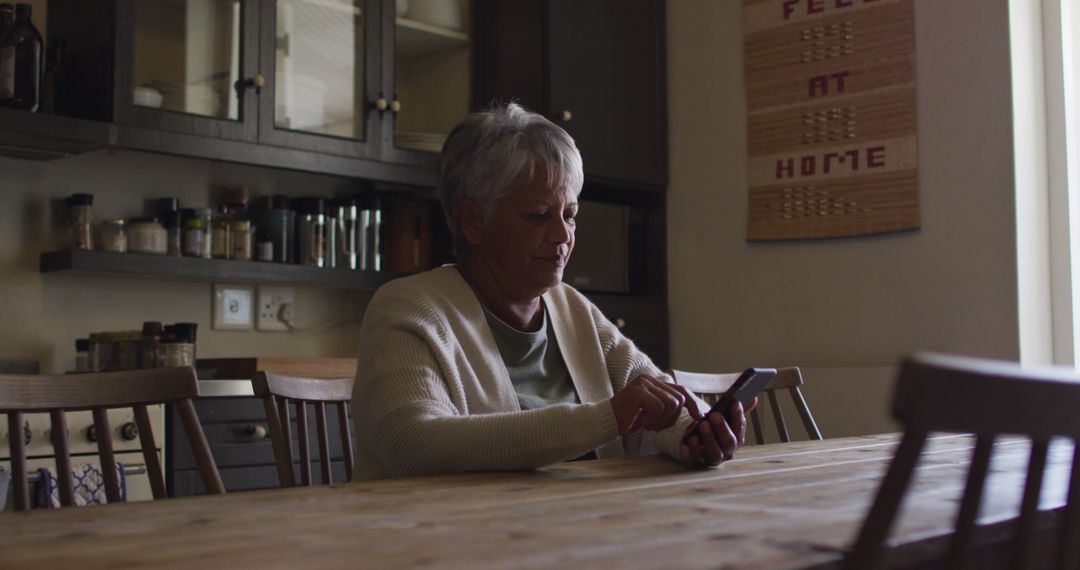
top-left (473, 0), bottom-right (667, 187)
top-left (44, 0), bottom-right (472, 176)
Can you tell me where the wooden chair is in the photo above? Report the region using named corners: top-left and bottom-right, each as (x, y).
top-left (671, 366), bottom-right (822, 443)
top-left (251, 371), bottom-right (355, 487)
top-left (0, 367), bottom-right (224, 511)
top-left (846, 353), bottom-right (1080, 570)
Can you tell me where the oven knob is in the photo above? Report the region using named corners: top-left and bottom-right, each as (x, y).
top-left (244, 425), bottom-right (268, 440)
top-left (86, 425), bottom-right (97, 443)
top-left (121, 422), bottom-right (139, 441)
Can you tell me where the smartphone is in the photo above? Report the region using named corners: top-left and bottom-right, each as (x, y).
top-left (681, 367), bottom-right (777, 445)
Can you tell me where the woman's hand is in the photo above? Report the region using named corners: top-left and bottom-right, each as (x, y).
top-left (610, 375), bottom-right (700, 436)
top-left (678, 398), bottom-right (756, 467)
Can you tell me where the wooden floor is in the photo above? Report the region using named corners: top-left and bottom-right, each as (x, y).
top-left (0, 433), bottom-right (1072, 569)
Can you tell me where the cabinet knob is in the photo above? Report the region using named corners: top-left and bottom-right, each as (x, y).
top-left (374, 97), bottom-right (389, 111)
top-left (390, 98), bottom-right (401, 113)
top-left (235, 75), bottom-right (265, 97)
top-left (615, 318), bottom-right (627, 329)
top-left (559, 109), bottom-right (572, 122)
top-left (121, 422), bottom-right (139, 441)
top-left (244, 424), bottom-right (268, 440)
top-left (86, 425), bottom-right (97, 443)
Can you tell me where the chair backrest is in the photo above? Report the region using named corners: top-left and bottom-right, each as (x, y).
top-left (670, 366), bottom-right (822, 443)
top-left (0, 367), bottom-right (224, 511)
top-left (846, 353), bottom-right (1080, 570)
top-left (250, 371), bottom-right (355, 487)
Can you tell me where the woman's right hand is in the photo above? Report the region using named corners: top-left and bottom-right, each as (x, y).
top-left (610, 375), bottom-right (701, 436)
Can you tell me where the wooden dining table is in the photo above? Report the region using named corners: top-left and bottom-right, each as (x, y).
top-left (0, 433), bottom-right (1072, 569)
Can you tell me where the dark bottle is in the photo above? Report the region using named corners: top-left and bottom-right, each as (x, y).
top-left (0, 3), bottom-right (13, 93)
top-left (42, 37), bottom-right (66, 114)
top-left (0, 3), bottom-right (44, 111)
top-left (0, 4), bottom-right (13, 39)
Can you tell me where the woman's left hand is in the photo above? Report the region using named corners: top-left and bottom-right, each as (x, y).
top-left (678, 398), bottom-right (755, 467)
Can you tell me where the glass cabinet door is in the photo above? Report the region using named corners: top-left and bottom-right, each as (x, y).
top-left (260, 0), bottom-right (376, 156)
top-left (132, 0), bottom-right (243, 120)
top-left (389, 0), bottom-right (470, 156)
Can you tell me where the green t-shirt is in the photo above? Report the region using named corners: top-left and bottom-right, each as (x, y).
top-left (483, 305), bottom-right (579, 410)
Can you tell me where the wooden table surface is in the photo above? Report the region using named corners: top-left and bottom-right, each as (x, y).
top-left (0, 433), bottom-right (1072, 569)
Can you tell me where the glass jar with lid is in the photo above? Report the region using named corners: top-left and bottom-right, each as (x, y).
top-left (67, 193), bottom-right (94, 251)
top-left (128, 218), bottom-right (168, 255)
top-left (231, 220), bottom-right (253, 261)
top-left (100, 219), bottom-right (127, 252)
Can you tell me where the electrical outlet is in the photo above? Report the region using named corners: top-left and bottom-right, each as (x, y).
top-left (257, 286), bottom-right (295, 332)
top-left (212, 284), bottom-right (254, 331)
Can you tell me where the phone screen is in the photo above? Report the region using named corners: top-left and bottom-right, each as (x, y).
top-left (681, 368), bottom-right (776, 445)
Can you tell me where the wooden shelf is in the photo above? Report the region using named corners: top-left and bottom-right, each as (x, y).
top-left (40, 249), bottom-right (404, 290)
top-left (396, 17), bottom-right (468, 58)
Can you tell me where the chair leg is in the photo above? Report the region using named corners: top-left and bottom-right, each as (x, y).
top-left (134, 404), bottom-right (167, 499)
top-left (946, 434), bottom-right (995, 570)
top-left (767, 390), bottom-right (790, 443)
top-left (846, 429), bottom-right (928, 570)
top-left (296, 401), bottom-right (311, 486)
top-left (790, 387), bottom-right (823, 440)
top-left (9, 412), bottom-right (28, 511)
top-left (49, 410), bottom-right (76, 507)
top-left (1010, 438), bottom-right (1049, 570)
top-left (177, 398), bottom-right (226, 495)
top-left (315, 402), bottom-right (332, 485)
top-left (1056, 440), bottom-right (1080, 570)
top-left (92, 407), bottom-right (123, 503)
top-left (337, 402), bottom-right (354, 482)
top-left (262, 395), bottom-right (296, 487)
top-left (750, 408), bottom-right (765, 445)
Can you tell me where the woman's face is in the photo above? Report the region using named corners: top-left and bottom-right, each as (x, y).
top-left (468, 172), bottom-right (578, 301)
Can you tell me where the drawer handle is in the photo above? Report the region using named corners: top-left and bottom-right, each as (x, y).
top-left (244, 425), bottom-right (268, 440)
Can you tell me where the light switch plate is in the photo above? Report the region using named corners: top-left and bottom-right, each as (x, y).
top-left (213, 284), bottom-right (254, 331)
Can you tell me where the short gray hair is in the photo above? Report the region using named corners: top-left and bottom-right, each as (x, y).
top-left (436, 103), bottom-right (584, 262)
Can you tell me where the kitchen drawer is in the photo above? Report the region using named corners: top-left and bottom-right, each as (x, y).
top-left (167, 396), bottom-right (354, 495)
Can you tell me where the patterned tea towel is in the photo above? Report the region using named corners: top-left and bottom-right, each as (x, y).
top-left (32, 463), bottom-right (126, 509)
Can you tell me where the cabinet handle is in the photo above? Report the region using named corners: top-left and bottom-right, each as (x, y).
top-left (244, 424), bottom-right (268, 440)
top-left (390, 98), bottom-right (401, 114)
top-left (235, 74), bottom-right (265, 98)
top-left (559, 109), bottom-right (572, 122)
top-left (121, 422), bottom-right (139, 441)
top-left (615, 318), bottom-right (627, 330)
top-left (373, 96), bottom-right (389, 112)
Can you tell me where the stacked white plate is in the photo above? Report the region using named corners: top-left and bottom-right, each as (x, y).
top-left (396, 131), bottom-right (447, 152)
top-left (405, 0), bottom-right (463, 30)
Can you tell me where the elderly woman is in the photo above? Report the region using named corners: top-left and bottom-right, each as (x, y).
top-left (351, 103), bottom-right (748, 480)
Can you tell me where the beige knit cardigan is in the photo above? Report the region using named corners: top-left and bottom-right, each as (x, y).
top-left (351, 266), bottom-right (701, 480)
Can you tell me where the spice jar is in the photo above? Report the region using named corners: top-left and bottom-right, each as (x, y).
top-left (182, 216), bottom-right (205, 257)
top-left (195, 208), bottom-right (213, 258)
top-left (75, 338), bottom-right (89, 373)
top-left (231, 220), bottom-right (253, 261)
top-left (67, 193), bottom-right (94, 251)
top-left (100, 219), bottom-right (127, 252)
top-left (140, 321), bottom-right (162, 369)
top-left (163, 210), bottom-right (182, 256)
top-left (128, 217), bottom-right (168, 255)
top-left (211, 206), bottom-right (231, 259)
top-left (159, 323), bottom-right (197, 367)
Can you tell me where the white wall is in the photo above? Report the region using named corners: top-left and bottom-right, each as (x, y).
top-left (667, 0), bottom-right (1021, 436)
top-left (0, 150), bottom-right (373, 374)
